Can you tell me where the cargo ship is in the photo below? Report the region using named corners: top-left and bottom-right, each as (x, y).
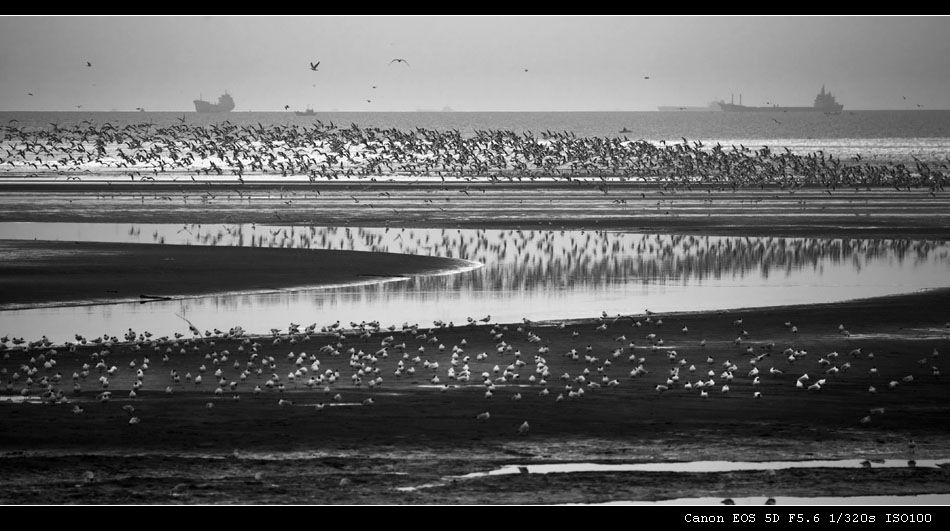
top-left (194, 92), bottom-right (235, 113)
top-left (294, 108), bottom-right (316, 116)
top-left (719, 86), bottom-right (843, 113)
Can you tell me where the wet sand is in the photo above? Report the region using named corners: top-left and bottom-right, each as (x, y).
top-left (1, 288), bottom-right (948, 504)
top-left (0, 239), bottom-right (474, 309)
top-left (0, 183), bottom-right (947, 239)
top-left (1, 184), bottom-right (948, 504)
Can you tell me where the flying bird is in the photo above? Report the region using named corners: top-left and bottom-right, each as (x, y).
top-left (310, 61), bottom-right (320, 71)
top-left (390, 58), bottom-right (410, 67)
top-left (284, 105), bottom-right (290, 110)
top-left (643, 76), bottom-right (650, 80)
top-left (86, 61), bottom-right (92, 67)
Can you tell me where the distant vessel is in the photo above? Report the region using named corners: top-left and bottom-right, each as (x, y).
top-left (294, 108), bottom-right (316, 116)
top-left (718, 86), bottom-right (843, 113)
top-left (194, 92), bottom-right (235, 113)
top-left (657, 101), bottom-right (724, 112)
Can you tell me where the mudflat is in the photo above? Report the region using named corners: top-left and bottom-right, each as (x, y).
top-left (1, 288), bottom-right (947, 504)
top-left (0, 184), bottom-right (947, 504)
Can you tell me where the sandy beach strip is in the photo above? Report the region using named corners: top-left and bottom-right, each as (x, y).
top-left (0, 239), bottom-right (476, 309)
top-left (0, 185), bottom-right (947, 239)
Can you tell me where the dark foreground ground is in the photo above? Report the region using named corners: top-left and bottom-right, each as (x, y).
top-left (1, 289), bottom-right (948, 504)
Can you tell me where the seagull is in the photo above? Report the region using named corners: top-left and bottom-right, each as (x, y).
top-left (390, 58), bottom-right (410, 67)
top-left (310, 61), bottom-right (320, 71)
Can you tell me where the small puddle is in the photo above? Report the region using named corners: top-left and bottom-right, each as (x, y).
top-left (579, 493), bottom-right (950, 505)
top-left (397, 459), bottom-right (950, 493)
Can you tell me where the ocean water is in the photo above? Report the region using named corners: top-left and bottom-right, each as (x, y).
top-left (2, 222), bottom-right (948, 343)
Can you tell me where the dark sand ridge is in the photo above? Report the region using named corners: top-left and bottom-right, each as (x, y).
top-left (0, 239), bottom-right (475, 310)
top-left (1, 288), bottom-right (948, 504)
top-left (0, 184), bottom-right (948, 239)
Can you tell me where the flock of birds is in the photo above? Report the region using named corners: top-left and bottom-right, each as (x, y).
top-left (1, 308), bottom-right (943, 444)
top-left (1, 119), bottom-right (948, 191)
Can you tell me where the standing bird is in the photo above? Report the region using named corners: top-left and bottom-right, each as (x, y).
top-left (310, 61), bottom-right (320, 71)
top-left (389, 58), bottom-right (410, 67)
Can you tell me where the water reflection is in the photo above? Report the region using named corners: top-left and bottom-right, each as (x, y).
top-left (1, 222), bottom-right (948, 343)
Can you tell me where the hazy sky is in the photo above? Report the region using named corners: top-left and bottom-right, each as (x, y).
top-left (1, 15), bottom-right (948, 112)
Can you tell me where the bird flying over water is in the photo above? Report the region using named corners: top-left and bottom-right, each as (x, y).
top-left (390, 58), bottom-right (410, 67)
top-left (310, 61), bottom-right (320, 71)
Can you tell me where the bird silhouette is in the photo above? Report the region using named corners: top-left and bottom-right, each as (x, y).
top-left (389, 58), bottom-right (410, 67)
top-left (310, 61), bottom-right (320, 71)
top-left (284, 105), bottom-right (290, 110)
top-left (86, 61), bottom-right (92, 67)
top-left (643, 76), bottom-right (650, 80)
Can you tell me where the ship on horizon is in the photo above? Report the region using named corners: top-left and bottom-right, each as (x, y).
top-left (194, 92), bottom-right (235, 113)
top-left (294, 107), bottom-right (316, 116)
top-left (718, 86), bottom-right (843, 113)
